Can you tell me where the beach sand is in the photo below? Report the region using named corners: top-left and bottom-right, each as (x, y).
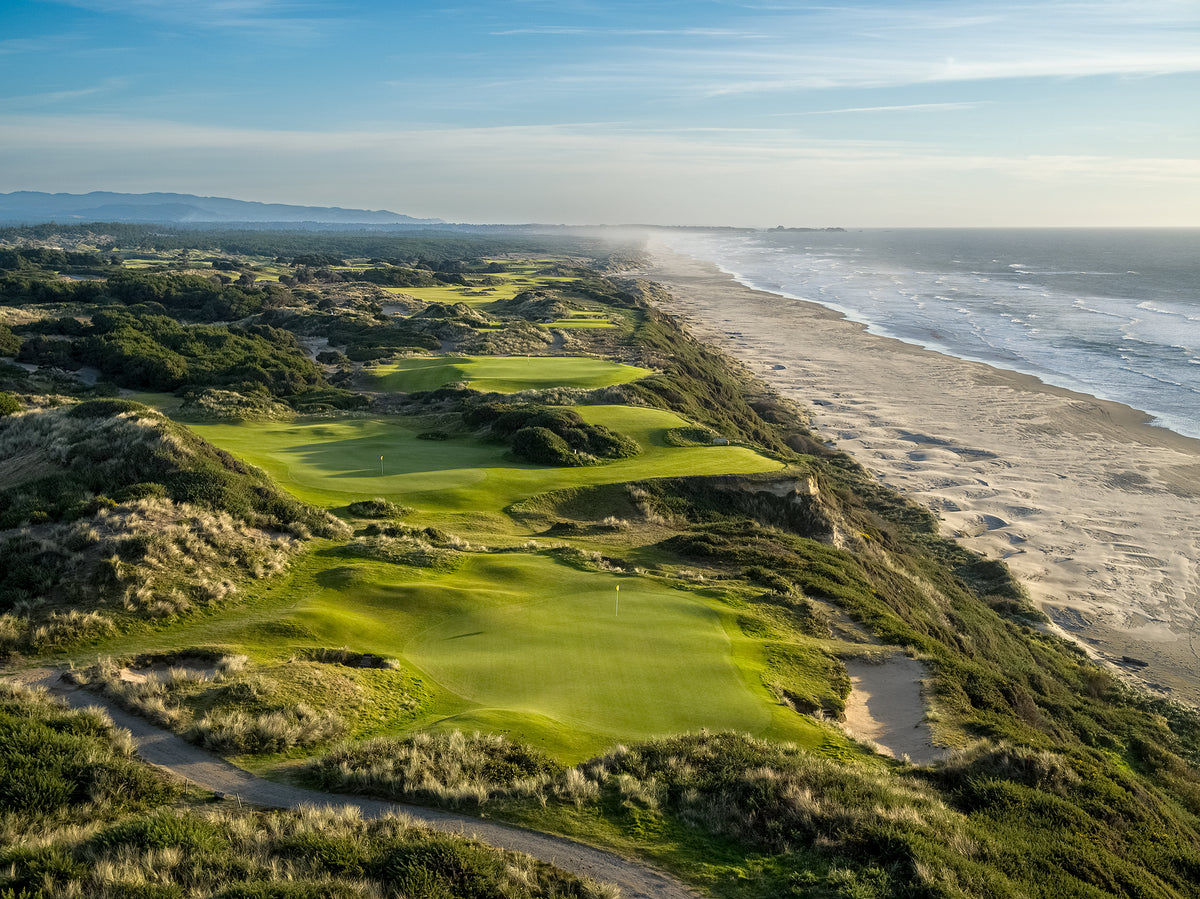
top-left (641, 246), bottom-right (1200, 706)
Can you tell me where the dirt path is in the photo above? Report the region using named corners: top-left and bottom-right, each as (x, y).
top-left (42, 680), bottom-right (699, 899)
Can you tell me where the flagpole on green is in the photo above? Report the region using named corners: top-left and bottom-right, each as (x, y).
top-left (616, 583), bottom-right (619, 617)
top-left (380, 455), bottom-right (383, 476)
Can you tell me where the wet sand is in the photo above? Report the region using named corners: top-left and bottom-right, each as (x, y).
top-left (642, 246), bottom-right (1200, 706)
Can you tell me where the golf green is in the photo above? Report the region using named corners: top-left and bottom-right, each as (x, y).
top-left (367, 355), bottom-right (651, 394)
top-left (191, 406), bottom-right (782, 514)
top-left (289, 553), bottom-right (774, 754)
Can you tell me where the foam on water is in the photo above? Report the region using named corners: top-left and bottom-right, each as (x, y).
top-left (657, 228), bottom-right (1200, 439)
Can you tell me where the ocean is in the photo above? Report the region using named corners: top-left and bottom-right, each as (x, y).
top-left (655, 228), bottom-right (1200, 440)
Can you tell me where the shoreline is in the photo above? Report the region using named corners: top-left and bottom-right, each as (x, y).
top-left (640, 244), bottom-right (1200, 706)
top-left (701, 258), bottom-right (1200, 443)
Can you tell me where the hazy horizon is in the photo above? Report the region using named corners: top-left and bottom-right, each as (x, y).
top-left (2, 1), bottom-right (1197, 228)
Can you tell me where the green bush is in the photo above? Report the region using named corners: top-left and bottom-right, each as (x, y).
top-left (0, 684), bottom-right (175, 823)
top-left (512, 426), bottom-right (577, 465)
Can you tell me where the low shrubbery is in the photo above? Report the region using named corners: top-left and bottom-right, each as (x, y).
top-left (0, 687), bottom-right (609, 899)
top-left (0, 682), bottom-right (176, 832)
top-left (2, 803), bottom-right (614, 899)
top-left (465, 402), bottom-right (640, 466)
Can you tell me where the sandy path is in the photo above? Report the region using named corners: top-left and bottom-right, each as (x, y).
top-left (842, 657), bottom-right (943, 765)
top-left (45, 682), bottom-right (698, 899)
top-left (642, 248), bottom-right (1200, 705)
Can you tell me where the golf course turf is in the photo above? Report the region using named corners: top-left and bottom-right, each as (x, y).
top-left (190, 405), bottom-right (782, 515)
top-left (365, 355), bottom-right (651, 394)
top-left (181, 401), bottom-right (817, 759)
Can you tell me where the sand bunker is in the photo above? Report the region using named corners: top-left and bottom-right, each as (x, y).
top-left (842, 656), bottom-right (944, 765)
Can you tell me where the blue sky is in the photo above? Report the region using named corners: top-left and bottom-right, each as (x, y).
top-left (1, 0), bottom-right (1197, 225)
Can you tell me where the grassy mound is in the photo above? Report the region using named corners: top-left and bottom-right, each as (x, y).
top-left (0, 401), bottom-right (348, 653)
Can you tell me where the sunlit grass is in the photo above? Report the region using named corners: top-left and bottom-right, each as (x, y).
top-left (366, 355), bottom-right (650, 394)
top-left (190, 406), bottom-right (782, 515)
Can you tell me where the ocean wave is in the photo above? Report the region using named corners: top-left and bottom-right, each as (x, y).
top-left (656, 228), bottom-right (1200, 439)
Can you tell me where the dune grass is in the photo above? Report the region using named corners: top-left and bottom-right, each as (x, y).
top-left (366, 355), bottom-right (650, 394)
top-left (190, 406), bottom-right (781, 516)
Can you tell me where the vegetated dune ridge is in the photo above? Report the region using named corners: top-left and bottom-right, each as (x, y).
top-left (39, 676), bottom-right (697, 899)
top-left (641, 245), bottom-right (1200, 705)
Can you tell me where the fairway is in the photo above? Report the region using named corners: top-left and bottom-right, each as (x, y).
top-left (287, 553), bottom-right (776, 756)
top-left (191, 406), bottom-right (782, 514)
top-left (367, 355), bottom-right (651, 394)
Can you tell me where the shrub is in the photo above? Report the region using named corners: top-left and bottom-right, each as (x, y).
top-left (512, 426), bottom-right (577, 466)
top-left (346, 498), bottom-right (409, 518)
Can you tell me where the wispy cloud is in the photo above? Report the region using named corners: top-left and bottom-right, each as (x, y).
top-left (486, 1), bottom-right (1200, 95)
top-left (492, 26), bottom-right (763, 38)
top-left (47, 0), bottom-right (345, 41)
top-left (779, 102), bottom-right (988, 116)
top-left (0, 78), bottom-right (129, 110)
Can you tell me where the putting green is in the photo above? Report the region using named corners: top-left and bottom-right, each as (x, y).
top-left (367, 355), bottom-right (650, 394)
top-left (288, 553), bottom-right (777, 756)
top-left (191, 406), bottom-right (781, 514)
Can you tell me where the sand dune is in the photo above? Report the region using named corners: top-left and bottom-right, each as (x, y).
top-left (643, 247), bottom-right (1200, 706)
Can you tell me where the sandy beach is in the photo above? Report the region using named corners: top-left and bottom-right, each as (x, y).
top-left (642, 246), bottom-right (1200, 706)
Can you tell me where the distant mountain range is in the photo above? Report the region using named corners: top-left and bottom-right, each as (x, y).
top-left (0, 191), bottom-right (444, 226)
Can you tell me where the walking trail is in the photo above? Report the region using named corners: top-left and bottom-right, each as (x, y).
top-left (27, 673), bottom-right (698, 899)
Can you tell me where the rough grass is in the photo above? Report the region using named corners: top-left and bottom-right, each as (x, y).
top-left (0, 692), bottom-right (611, 899)
top-left (85, 652), bottom-right (424, 755)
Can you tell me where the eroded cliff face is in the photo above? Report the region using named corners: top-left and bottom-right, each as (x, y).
top-left (657, 472), bottom-right (854, 550)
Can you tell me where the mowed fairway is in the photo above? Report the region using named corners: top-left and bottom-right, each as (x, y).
top-left (288, 553), bottom-right (775, 757)
top-left (367, 355), bottom-right (651, 394)
top-left (184, 388), bottom-right (805, 759)
top-left (191, 405), bottom-right (782, 514)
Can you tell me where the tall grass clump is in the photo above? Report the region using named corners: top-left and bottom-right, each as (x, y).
top-left (91, 653), bottom-right (370, 756)
top-left (189, 704), bottom-right (346, 754)
top-left (1, 803), bottom-right (613, 899)
top-left (304, 731), bottom-right (562, 806)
